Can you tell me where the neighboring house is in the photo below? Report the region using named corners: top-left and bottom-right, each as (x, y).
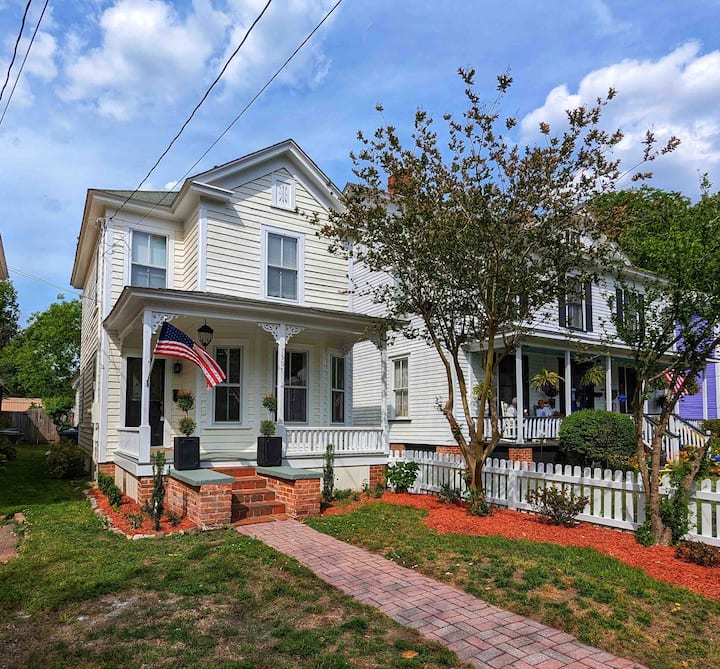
top-left (70, 141), bottom-right (389, 503)
top-left (678, 359), bottom-right (720, 423)
top-left (0, 234), bottom-right (8, 280)
top-left (352, 260), bottom-right (711, 456)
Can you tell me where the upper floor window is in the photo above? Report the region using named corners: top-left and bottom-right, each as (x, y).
top-left (266, 231), bottom-right (302, 301)
top-left (393, 357), bottom-right (409, 418)
top-left (214, 347), bottom-right (243, 423)
top-left (131, 231), bottom-right (166, 288)
top-left (331, 356), bottom-right (345, 423)
top-left (616, 287), bottom-right (644, 336)
top-left (272, 174), bottom-right (296, 211)
top-left (559, 280), bottom-right (593, 332)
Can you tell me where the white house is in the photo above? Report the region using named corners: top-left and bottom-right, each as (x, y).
top-left (70, 140), bottom-right (390, 514)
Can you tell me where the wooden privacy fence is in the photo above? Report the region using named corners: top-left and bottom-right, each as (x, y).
top-left (11, 408), bottom-right (58, 444)
top-left (390, 449), bottom-right (720, 547)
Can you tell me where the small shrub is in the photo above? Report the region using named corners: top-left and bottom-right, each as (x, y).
top-left (676, 540), bottom-right (720, 567)
top-left (46, 439), bottom-right (86, 479)
top-left (260, 419), bottom-right (276, 437)
top-left (178, 417), bottom-right (196, 438)
top-left (322, 443), bottom-right (335, 503)
top-left (373, 482), bottom-right (385, 498)
top-left (559, 409), bottom-right (636, 468)
top-left (438, 482), bottom-right (462, 504)
top-left (635, 520), bottom-right (654, 546)
top-left (0, 436), bottom-right (17, 462)
top-left (97, 471), bottom-right (123, 508)
top-left (526, 485), bottom-right (588, 526)
top-left (333, 488), bottom-right (360, 502)
top-left (125, 511), bottom-right (145, 529)
top-left (150, 451), bottom-right (166, 531)
top-left (386, 461), bottom-right (420, 493)
top-left (165, 510), bottom-right (182, 527)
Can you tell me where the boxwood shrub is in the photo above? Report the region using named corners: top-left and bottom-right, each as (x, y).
top-left (559, 409), bottom-right (636, 469)
top-left (46, 438), bottom-right (87, 479)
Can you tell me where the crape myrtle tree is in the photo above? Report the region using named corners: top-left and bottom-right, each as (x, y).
top-left (593, 187), bottom-right (720, 544)
top-left (322, 69), bottom-right (677, 511)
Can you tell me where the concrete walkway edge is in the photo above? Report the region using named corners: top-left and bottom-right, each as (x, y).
top-left (237, 520), bottom-right (645, 669)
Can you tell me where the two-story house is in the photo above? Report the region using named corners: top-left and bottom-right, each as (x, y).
top-left (70, 141), bottom-right (390, 513)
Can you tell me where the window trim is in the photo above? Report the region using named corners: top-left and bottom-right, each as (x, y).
top-left (391, 355), bottom-right (410, 420)
top-left (207, 339), bottom-right (250, 430)
top-left (125, 227), bottom-right (172, 289)
top-left (330, 354), bottom-right (346, 425)
top-left (559, 280), bottom-right (593, 333)
top-left (260, 225), bottom-right (305, 304)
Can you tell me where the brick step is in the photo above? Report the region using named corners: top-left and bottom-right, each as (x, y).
top-left (233, 513), bottom-right (289, 527)
top-left (231, 500), bottom-right (286, 522)
top-left (213, 466), bottom-right (256, 478)
top-left (231, 475), bottom-right (269, 490)
top-left (232, 488), bottom-right (277, 504)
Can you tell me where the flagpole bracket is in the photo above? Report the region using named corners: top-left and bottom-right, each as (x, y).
top-left (151, 312), bottom-right (178, 334)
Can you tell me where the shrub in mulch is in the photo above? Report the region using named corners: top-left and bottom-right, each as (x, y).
top-left (87, 487), bottom-right (196, 538)
top-left (676, 540), bottom-right (720, 568)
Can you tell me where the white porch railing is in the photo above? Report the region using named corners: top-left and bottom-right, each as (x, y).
top-left (481, 417), bottom-right (562, 442)
top-left (668, 415), bottom-right (709, 450)
top-left (116, 427), bottom-right (141, 460)
top-left (641, 415), bottom-right (680, 461)
top-left (390, 449), bottom-right (720, 546)
top-left (285, 427), bottom-right (385, 456)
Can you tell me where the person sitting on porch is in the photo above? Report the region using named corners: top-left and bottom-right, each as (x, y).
top-left (535, 399), bottom-right (553, 417)
top-left (506, 398), bottom-right (518, 417)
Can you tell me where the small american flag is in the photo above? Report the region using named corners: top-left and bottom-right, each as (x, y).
top-left (153, 322), bottom-right (226, 388)
top-left (662, 369), bottom-right (690, 398)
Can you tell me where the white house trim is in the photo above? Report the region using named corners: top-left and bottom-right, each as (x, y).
top-left (197, 204), bottom-right (208, 291)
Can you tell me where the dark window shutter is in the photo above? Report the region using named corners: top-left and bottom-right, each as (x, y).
top-left (616, 287), bottom-right (624, 328)
top-left (558, 294), bottom-right (566, 328)
top-left (584, 282), bottom-right (593, 332)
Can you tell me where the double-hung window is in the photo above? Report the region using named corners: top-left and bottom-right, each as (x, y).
top-left (393, 357), bottom-right (409, 418)
top-left (283, 351), bottom-right (307, 422)
top-left (131, 231), bottom-right (166, 288)
top-left (267, 232), bottom-right (298, 301)
top-left (214, 347), bottom-right (243, 423)
top-left (331, 356), bottom-right (345, 423)
top-left (566, 281), bottom-right (584, 330)
top-left (559, 280), bottom-right (593, 332)
top-left (616, 287), bottom-right (644, 336)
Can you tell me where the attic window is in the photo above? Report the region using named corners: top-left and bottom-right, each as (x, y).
top-left (272, 174), bottom-right (295, 211)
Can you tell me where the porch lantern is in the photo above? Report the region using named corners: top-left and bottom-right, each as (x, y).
top-left (197, 320), bottom-right (214, 348)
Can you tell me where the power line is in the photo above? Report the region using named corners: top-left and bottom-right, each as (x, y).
top-left (0, 0), bottom-right (50, 128)
top-left (8, 265), bottom-right (83, 298)
top-left (108, 0), bottom-right (274, 222)
top-left (0, 0), bottom-right (33, 104)
top-left (104, 0), bottom-right (344, 251)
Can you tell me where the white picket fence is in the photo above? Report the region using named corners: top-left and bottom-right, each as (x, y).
top-left (390, 449), bottom-right (720, 546)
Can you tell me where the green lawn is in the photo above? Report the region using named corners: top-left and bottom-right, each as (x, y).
top-left (307, 502), bottom-right (720, 669)
top-left (0, 446), bottom-right (469, 669)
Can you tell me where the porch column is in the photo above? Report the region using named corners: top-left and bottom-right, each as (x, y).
top-left (379, 335), bottom-right (389, 452)
top-left (515, 345), bottom-right (524, 444)
top-left (259, 323), bottom-right (304, 450)
top-left (139, 309), bottom-right (152, 464)
top-left (605, 356), bottom-right (613, 411)
top-left (564, 351), bottom-right (572, 415)
top-left (702, 370), bottom-right (709, 420)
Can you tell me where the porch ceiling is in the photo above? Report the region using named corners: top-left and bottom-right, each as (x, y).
top-left (104, 286), bottom-right (389, 345)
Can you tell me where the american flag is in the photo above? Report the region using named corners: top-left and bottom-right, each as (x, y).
top-left (153, 322), bottom-right (226, 388)
top-left (662, 369), bottom-right (690, 398)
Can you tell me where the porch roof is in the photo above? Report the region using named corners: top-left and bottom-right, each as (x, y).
top-left (104, 286), bottom-right (390, 341)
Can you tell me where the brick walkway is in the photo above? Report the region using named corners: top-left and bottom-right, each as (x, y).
top-left (0, 514), bottom-right (23, 564)
top-left (237, 520), bottom-right (644, 669)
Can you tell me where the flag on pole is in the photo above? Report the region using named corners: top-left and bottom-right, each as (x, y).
top-left (662, 369), bottom-right (690, 398)
top-left (153, 322), bottom-right (226, 388)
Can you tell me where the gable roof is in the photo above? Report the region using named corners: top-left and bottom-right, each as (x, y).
top-left (70, 140), bottom-right (340, 289)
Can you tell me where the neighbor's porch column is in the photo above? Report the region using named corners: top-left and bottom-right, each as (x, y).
top-left (564, 351), bottom-right (572, 415)
top-left (605, 355), bottom-right (613, 411)
top-left (379, 334), bottom-right (389, 452)
top-left (515, 345), bottom-right (524, 444)
top-left (139, 309), bottom-right (153, 464)
top-left (702, 370), bottom-right (709, 420)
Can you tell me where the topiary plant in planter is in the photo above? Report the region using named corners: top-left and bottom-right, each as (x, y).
top-left (258, 394), bottom-right (282, 466)
top-left (173, 389), bottom-right (199, 470)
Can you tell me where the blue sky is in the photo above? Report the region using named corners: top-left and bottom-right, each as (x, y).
top-left (1, 0), bottom-right (720, 324)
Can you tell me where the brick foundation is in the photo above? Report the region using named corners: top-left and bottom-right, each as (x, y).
top-left (508, 447), bottom-right (533, 464)
top-left (97, 463), bottom-right (116, 477)
top-left (389, 443), bottom-right (405, 453)
top-left (263, 476), bottom-right (320, 519)
top-left (368, 464), bottom-right (386, 489)
top-left (166, 477), bottom-right (233, 529)
top-left (436, 445), bottom-right (462, 455)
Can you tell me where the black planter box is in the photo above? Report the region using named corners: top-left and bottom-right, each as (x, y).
top-left (174, 436), bottom-right (200, 470)
top-left (257, 436), bottom-right (282, 467)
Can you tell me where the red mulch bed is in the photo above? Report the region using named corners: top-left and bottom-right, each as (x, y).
top-left (88, 488), bottom-right (196, 537)
top-left (323, 492), bottom-right (720, 601)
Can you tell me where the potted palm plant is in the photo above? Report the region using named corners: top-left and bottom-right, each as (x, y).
top-left (173, 389), bottom-right (199, 470)
top-left (257, 394), bottom-right (282, 467)
top-left (530, 368), bottom-right (563, 399)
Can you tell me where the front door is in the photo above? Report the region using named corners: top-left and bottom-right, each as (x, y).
top-left (125, 358), bottom-right (165, 445)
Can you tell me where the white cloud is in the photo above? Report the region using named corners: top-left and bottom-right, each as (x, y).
top-left (60, 0), bottom-right (230, 121)
top-left (586, 0), bottom-right (631, 35)
top-left (521, 42), bottom-right (720, 195)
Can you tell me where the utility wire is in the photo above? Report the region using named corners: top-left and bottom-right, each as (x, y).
top-left (108, 0), bottom-right (274, 222)
top-left (0, 0), bottom-right (33, 103)
top-left (103, 0), bottom-right (344, 246)
top-left (0, 0), bottom-right (50, 127)
top-left (8, 265), bottom-right (83, 298)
